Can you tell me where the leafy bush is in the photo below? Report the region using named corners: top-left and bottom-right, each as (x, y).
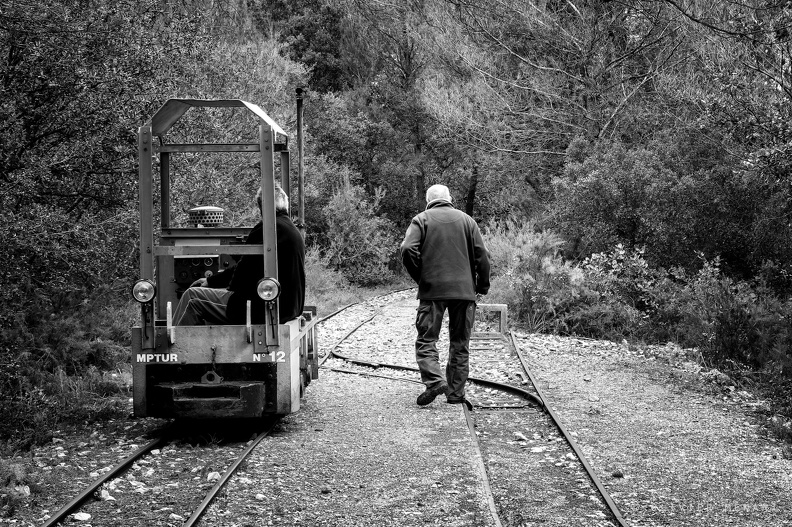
top-left (323, 181), bottom-right (396, 286)
top-left (548, 137), bottom-right (784, 283)
top-left (304, 247), bottom-right (358, 314)
top-left (0, 296), bottom-right (134, 452)
top-left (483, 222), bottom-right (654, 338)
top-left (483, 219), bottom-right (582, 332)
top-left (559, 300), bottom-right (646, 341)
top-left (556, 245), bottom-right (659, 339)
top-left (499, 236), bottom-right (792, 384)
top-left (694, 275), bottom-right (792, 375)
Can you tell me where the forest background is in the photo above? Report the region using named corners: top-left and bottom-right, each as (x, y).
top-left (2, 0), bottom-right (792, 451)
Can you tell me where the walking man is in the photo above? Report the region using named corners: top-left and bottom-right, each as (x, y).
top-left (400, 184), bottom-right (491, 406)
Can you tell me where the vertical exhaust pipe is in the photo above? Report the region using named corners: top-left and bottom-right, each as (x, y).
top-left (296, 87), bottom-right (306, 238)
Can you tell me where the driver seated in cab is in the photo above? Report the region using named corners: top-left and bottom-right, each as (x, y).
top-left (172, 184), bottom-right (305, 325)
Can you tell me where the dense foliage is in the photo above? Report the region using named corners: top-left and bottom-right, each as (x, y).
top-left (2, 0), bottom-right (792, 449)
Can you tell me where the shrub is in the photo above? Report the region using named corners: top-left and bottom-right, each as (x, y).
top-left (548, 137), bottom-right (777, 281)
top-left (558, 298), bottom-right (645, 341)
top-left (484, 219), bottom-right (566, 278)
top-left (483, 219), bottom-right (584, 332)
top-left (554, 245), bottom-right (660, 339)
top-left (304, 246), bottom-right (360, 314)
top-left (691, 270), bottom-right (792, 375)
top-left (0, 296), bottom-right (133, 453)
top-left (636, 266), bottom-right (702, 345)
top-left (323, 181), bottom-right (396, 286)
top-left (535, 243), bottom-right (792, 379)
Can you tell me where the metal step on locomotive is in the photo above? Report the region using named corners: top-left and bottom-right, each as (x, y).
top-left (130, 96), bottom-right (318, 419)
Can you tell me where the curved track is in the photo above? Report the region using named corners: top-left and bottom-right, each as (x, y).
top-left (320, 289), bottom-right (629, 527)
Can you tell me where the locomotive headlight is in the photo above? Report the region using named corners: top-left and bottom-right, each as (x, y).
top-left (256, 277), bottom-right (280, 302)
top-left (131, 279), bottom-right (156, 303)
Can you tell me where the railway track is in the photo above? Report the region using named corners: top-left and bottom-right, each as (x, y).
top-left (38, 289), bottom-right (628, 526)
top-left (39, 420), bottom-right (278, 527)
top-left (33, 292), bottom-right (407, 526)
top-left (320, 290), bottom-right (628, 527)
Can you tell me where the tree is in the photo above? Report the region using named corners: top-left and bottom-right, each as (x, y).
top-left (254, 0), bottom-right (361, 92)
top-left (0, 0), bottom-right (307, 359)
top-left (428, 1), bottom-right (693, 149)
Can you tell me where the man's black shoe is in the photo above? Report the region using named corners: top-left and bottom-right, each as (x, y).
top-left (417, 384), bottom-right (450, 406)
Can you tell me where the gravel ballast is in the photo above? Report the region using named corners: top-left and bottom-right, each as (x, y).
top-left (202, 372), bottom-right (498, 526)
top-left (516, 333), bottom-right (792, 527)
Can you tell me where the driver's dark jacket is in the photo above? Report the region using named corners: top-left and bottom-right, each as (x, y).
top-left (206, 212), bottom-right (305, 323)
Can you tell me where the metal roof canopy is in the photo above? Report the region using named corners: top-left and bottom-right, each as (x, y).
top-left (148, 98), bottom-right (288, 142)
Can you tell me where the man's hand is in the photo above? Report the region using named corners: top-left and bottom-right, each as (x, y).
top-left (476, 293), bottom-right (484, 303)
top-left (191, 278), bottom-right (208, 288)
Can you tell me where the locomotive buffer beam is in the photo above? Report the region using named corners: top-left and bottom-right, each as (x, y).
top-left (151, 381), bottom-right (268, 419)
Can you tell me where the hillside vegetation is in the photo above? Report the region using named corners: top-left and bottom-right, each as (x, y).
top-left (2, 0), bottom-right (792, 450)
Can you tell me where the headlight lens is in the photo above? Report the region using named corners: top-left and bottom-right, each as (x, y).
top-left (257, 277), bottom-right (281, 301)
top-left (132, 279), bottom-right (156, 303)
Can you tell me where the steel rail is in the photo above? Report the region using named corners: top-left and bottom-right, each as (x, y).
top-left (462, 404), bottom-right (505, 527)
top-left (322, 366), bottom-right (422, 385)
top-left (41, 434), bottom-right (168, 527)
top-left (328, 348), bottom-right (544, 408)
top-left (41, 419), bottom-right (276, 527)
top-left (319, 312), bottom-right (379, 366)
top-left (183, 419), bottom-right (278, 527)
top-left (319, 291), bottom-right (542, 407)
top-left (315, 301), bottom-right (363, 325)
top-left (316, 287), bottom-right (415, 324)
top-left (509, 332), bottom-right (630, 527)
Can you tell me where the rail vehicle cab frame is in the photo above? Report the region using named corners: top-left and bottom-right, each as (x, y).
top-left (131, 99), bottom-right (318, 419)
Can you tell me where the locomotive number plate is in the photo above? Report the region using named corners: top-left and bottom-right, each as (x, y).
top-left (253, 351), bottom-right (286, 363)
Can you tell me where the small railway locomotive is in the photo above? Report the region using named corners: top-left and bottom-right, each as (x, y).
top-left (131, 98), bottom-right (318, 419)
